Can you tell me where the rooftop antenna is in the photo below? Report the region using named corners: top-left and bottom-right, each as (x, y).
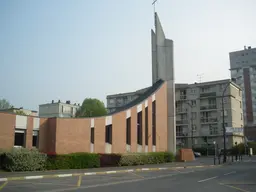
top-left (197, 73), bottom-right (204, 83)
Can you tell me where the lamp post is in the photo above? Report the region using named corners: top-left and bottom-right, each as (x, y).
top-left (213, 141), bottom-right (216, 165)
top-left (222, 81), bottom-right (232, 163)
top-left (186, 101), bottom-right (194, 149)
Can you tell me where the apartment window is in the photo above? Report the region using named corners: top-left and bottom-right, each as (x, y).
top-left (241, 113), bottom-right (243, 120)
top-left (181, 114), bottom-right (187, 120)
top-left (192, 125), bottom-right (197, 131)
top-left (137, 111), bottom-right (143, 145)
top-left (190, 89), bottom-right (196, 94)
top-left (208, 99), bottom-right (216, 105)
top-left (201, 87), bottom-right (210, 92)
top-left (14, 129), bottom-right (26, 147)
top-left (126, 118), bottom-right (131, 145)
top-left (176, 126), bottom-right (183, 136)
top-left (240, 101), bottom-right (242, 108)
top-left (152, 101), bottom-right (156, 145)
top-left (222, 123), bottom-right (228, 128)
top-left (145, 107), bottom-right (148, 145)
top-left (191, 100), bottom-right (196, 107)
top-left (109, 99), bottom-right (115, 104)
top-left (91, 127), bottom-right (94, 144)
top-left (209, 126), bottom-right (218, 135)
top-left (105, 125), bottom-right (112, 144)
top-left (32, 130), bottom-right (39, 147)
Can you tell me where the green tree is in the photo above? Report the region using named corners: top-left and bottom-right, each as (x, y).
top-left (15, 110), bottom-right (27, 116)
top-left (0, 99), bottom-right (13, 110)
top-left (76, 98), bottom-right (107, 117)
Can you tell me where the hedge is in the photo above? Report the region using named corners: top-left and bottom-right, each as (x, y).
top-left (46, 153), bottom-right (100, 170)
top-left (0, 148), bottom-right (175, 172)
top-left (1, 148), bottom-right (47, 172)
top-left (119, 152), bottom-right (174, 166)
top-left (99, 153), bottom-right (122, 167)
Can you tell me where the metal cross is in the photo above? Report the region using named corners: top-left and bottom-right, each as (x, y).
top-left (152, 0), bottom-right (158, 13)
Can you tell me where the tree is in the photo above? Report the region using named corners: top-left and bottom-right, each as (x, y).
top-left (76, 98), bottom-right (107, 117)
top-left (0, 99), bottom-right (13, 110)
top-left (15, 110), bottom-right (27, 116)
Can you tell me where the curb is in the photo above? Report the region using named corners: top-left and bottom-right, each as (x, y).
top-left (0, 164), bottom-right (218, 182)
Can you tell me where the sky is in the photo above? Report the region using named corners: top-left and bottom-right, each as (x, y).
top-left (0, 0), bottom-right (256, 111)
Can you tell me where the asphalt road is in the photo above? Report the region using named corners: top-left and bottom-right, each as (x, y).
top-left (0, 158), bottom-right (255, 192)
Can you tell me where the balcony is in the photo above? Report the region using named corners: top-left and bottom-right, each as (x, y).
top-left (176, 120), bottom-right (189, 125)
top-left (200, 118), bottom-right (218, 124)
top-left (176, 132), bottom-right (189, 137)
top-left (200, 92), bottom-right (216, 98)
top-left (176, 108), bottom-right (187, 114)
top-left (180, 95), bottom-right (187, 100)
top-left (200, 105), bottom-right (217, 111)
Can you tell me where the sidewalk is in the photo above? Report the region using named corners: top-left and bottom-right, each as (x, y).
top-left (0, 157), bottom-right (215, 180)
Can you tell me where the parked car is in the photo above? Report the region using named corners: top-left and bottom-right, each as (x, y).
top-left (194, 151), bottom-right (201, 157)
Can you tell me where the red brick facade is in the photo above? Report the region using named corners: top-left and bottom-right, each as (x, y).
top-left (0, 82), bottom-right (169, 154)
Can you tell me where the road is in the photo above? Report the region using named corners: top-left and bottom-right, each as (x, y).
top-left (0, 158), bottom-right (255, 192)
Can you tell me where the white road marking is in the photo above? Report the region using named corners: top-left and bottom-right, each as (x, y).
top-left (198, 176), bottom-right (218, 183)
top-left (25, 176), bottom-right (44, 180)
top-left (224, 171), bottom-right (236, 176)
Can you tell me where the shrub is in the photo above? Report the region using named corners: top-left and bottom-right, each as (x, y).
top-left (99, 153), bottom-right (122, 167)
top-left (2, 148), bottom-right (47, 172)
top-left (46, 153), bottom-right (100, 170)
top-left (119, 152), bottom-right (174, 166)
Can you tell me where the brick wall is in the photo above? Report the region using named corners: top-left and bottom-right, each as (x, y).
top-left (0, 81), bottom-right (170, 154)
top-left (0, 112), bottom-right (15, 149)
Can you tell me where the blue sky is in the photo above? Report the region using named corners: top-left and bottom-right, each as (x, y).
top-left (0, 0), bottom-right (256, 110)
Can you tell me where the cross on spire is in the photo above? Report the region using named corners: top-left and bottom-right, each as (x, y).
top-left (152, 0), bottom-right (158, 13)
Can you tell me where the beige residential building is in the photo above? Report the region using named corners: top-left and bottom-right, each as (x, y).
top-left (176, 79), bottom-right (244, 149)
top-left (39, 100), bottom-right (80, 118)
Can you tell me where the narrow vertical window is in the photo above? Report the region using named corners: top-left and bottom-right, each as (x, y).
top-left (14, 129), bottom-right (26, 147)
top-left (152, 101), bottom-right (156, 145)
top-left (145, 107), bottom-right (148, 145)
top-left (32, 130), bottom-right (39, 147)
top-left (105, 125), bottom-right (112, 144)
top-left (126, 118), bottom-right (131, 145)
top-left (91, 127), bottom-right (95, 144)
top-left (137, 111), bottom-right (143, 145)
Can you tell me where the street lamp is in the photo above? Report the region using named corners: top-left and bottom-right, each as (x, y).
top-left (222, 80), bottom-right (233, 163)
top-left (213, 141), bottom-right (216, 165)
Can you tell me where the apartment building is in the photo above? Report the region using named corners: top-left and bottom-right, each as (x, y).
top-left (0, 107), bottom-right (38, 117)
top-left (176, 79), bottom-right (244, 149)
top-left (39, 100), bottom-right (80, 118)
top-left (107, 87), bottom-right (150, 113)
top-left (230, 46), bottom-right (256, 125)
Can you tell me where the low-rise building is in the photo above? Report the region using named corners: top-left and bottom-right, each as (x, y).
top-left (39, 100), bottom-right (80, 118)
top-left (106, 87), bottom-right (150, 113)
top-left (0, 107), bottom-right (38, 117)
